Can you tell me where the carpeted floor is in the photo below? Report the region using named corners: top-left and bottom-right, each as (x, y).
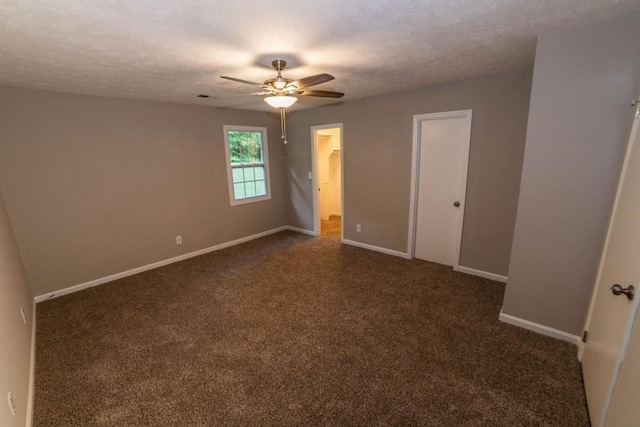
top-left (321, 215), bottom-right (341, 236)
top-left (34, 222), bottom-right (590, 426)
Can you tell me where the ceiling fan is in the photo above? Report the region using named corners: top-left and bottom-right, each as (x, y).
top-left (220, 59), bottom-right (345, 109)
top-left (219, 60), bottom-right (344, 144)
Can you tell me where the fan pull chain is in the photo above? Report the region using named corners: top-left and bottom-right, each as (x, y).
top-left (280, 107), bottom-right (288, 144)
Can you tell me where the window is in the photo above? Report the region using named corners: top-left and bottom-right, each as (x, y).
top-left (223, 125), bottom-right (271, 205)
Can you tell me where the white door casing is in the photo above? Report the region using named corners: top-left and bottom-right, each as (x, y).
top-left (582, 110), bottom-right (640, 427)
top-left (409, 110), bottom-right (472, 268)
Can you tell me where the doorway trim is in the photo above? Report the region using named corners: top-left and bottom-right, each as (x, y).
top-left (310, 123), bottom-right (344, 241)
top-left (407, 109), bottom-right (472, 269)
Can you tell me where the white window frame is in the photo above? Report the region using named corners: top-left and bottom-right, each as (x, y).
top-left (223, 125), bottom-right (271, 206)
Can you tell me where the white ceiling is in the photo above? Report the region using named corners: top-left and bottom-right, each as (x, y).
top-left (1, 0), bottom-right (639, 111)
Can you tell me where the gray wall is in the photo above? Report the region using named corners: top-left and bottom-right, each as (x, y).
top-left (0, 188), bottom-right (34, 427)
top-left (0, 86), bottom-right (286, 296)
top-left (503, 11), bottom-right (640, 335)
top-left (285, 69), bottom-right (532, 276)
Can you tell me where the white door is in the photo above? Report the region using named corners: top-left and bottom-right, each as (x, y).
top-left (582, 109), bottom-right (640, 427)
top-left (413, 110), bottom-right (471, 267)
top-left (329, 152), bottom-right (342, 216)
top-left (606, 306), bottom-right (640, 427)
top-left (317, 135), bottom-right (332, 221)
top-left (318, 182), bottom-right (329, 221)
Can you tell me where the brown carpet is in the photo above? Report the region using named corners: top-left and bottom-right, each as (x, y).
top-left (34, 225), bottom-right (590, 426)
top-left (321, 215), bottom-right (341, 236)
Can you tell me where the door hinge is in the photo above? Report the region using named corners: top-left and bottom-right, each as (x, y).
top-left (582, 330), bottom-right (588, 343)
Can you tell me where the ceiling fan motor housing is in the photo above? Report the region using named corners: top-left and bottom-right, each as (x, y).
top-left (272, 59), bottom-right (287, 71)
top-left (267, 60), bottom-right (294, 92)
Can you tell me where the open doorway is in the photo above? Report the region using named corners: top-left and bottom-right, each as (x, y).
top-left (311, 123), bottom-right (343, 239)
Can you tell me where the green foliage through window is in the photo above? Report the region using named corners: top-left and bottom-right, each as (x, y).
top-left (228, 131), bottom-right (263, 164)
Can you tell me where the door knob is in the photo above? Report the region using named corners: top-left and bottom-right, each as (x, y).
top-left (453, 201), bottom-right (460, 207)
top-left (611, 284), bottom-right (635, 301)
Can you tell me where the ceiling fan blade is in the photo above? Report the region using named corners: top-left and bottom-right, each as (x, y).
top-left (220, 76), bottom-right (265, 86)
top-left (291, 73), bottom-right (335, 89)
top-left (299, 89), bottom-right (344, 98)
top-left (223, 92), bottom-right (271, 99)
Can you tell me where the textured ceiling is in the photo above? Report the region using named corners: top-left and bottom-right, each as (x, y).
top-left (1, 0), bottom-right (639, 111)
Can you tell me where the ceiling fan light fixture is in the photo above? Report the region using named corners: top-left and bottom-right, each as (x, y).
top-left (264, 95), bottom-right (297, 108)
top-left (221, 60), bottom-right (342, 144)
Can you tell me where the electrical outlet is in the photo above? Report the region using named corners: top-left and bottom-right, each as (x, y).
top-left (7, 391), bottom-right (16, 417)
top-left (308, 172), bottom-right (312, 180)
top-left (356, 224), bottom-right (361, 232)
top-left (20, 307), bottom-right (27, 324)
top-left (176, 236), bottom-right (182, 245)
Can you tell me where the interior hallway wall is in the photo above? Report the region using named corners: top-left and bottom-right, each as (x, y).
top-left (286, 69), bottom-right (532, 276)
top-left (0, 188), bottom-right (34, 427)
top-left (318, 128), bottom-right (343, 218)
top-left (316, 135), bottom-right (332, 221)
top-left (503, 11), bottom-right (640, 335)
top-left (0, 85), bottom-right (286, 296)
top-left (329, 151), bottom-right (341, 216)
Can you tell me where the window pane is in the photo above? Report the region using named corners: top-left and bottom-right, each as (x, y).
top-left (228, 130), bottom-right (263, 164)
top-left (244, 167), bottom-right (255, 181)
top-left (255, 180), bottom-right (266, 196)
top-left (233, 183), bottom-right (246, 199)
top-left (230, 148), bottom-right (243, 164)
top-left (232, 168), bottom-right (244, 183)
top-left (245, 181), bottom-right (256, 197)
top-left (254, 141), bottom-right (263, 163)
top-left (241, 132), bottom-right (252, 164)
top-left (248, 132), bottom-right (262, 163)
top-left (254, 166), bottom-right (265, 180)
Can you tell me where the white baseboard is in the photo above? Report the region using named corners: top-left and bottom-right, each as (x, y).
top-left (286, 226), bottom-right (316, 236)
top-left (342, 239), bottom-right (410, 259)
top-left (456, 266), bottom-right (507, 283)
top-left (26, 297), bottom-right (36, 427)
top-left (499, 311), bottom-right (581, 346)
top-left (35, 226), bottom-right (292, 302)
top-left (577, 341), bottom-right (585, 361)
